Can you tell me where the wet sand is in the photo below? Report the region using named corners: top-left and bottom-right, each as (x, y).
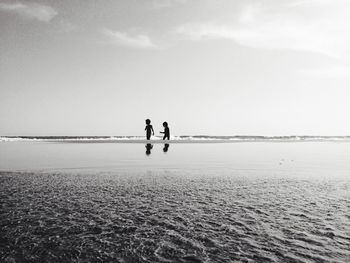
top-left (1, 142), bottom-right (350, 262)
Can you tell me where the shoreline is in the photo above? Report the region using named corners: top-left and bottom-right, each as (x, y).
top-left (2, 139), bottom-right (350, 144)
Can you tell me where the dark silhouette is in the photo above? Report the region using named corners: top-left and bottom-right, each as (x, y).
top-left (160, 122), bottom-right (170, 140)
top-left (145, 144), bottom-right (153, 156)
top-left (163, 144), bottom-right (169, 153)
top-left (145, 119), bottom-right (154, 140)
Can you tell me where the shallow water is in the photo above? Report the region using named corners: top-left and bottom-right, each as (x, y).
top-left (1, 142), bottom-right (350, 262)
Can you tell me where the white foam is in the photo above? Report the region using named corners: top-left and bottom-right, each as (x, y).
top-left (1, 136), bottom-right (350, 143)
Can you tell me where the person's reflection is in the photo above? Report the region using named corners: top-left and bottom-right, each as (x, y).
top-left (145, 144), bottom-right (153, 156)
top-left (163, 143), bottom-right (170, 153)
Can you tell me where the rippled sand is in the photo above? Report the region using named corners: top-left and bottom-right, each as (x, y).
top-left (1, 171), bottom-right (349, 262)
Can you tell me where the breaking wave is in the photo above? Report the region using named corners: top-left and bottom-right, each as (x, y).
top-left (1, 135), bottom-right (350, 143)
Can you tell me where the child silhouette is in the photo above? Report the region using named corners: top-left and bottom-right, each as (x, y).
top-left (145, 119), bottom-right (154, 140)
top-left (160, 122), bottom-right (170, 140)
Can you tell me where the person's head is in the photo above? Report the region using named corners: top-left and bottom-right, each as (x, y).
top-left (163, 121), bottom-right (168, 127)
top-left (145, 119), bottom-right (151, 125)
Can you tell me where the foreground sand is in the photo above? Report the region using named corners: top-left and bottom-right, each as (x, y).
top-left (1, 170), bottom-right (350, 262)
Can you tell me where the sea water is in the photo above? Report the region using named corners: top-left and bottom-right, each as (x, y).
top-left (1, 140), bottom-right (350, 262)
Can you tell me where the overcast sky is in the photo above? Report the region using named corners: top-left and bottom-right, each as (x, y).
top-left (1, 0), bottom-right (350, 136)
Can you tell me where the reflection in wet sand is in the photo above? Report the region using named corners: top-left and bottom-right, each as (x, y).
top-left (163, 143), bottom-right (169, 153)
top-left (145, 144), bottom-right (153, 156)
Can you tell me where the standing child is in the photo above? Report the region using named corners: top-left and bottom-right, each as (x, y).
top-left (160, 122), bottom-right (170, 140)
top-left (145, 119), bottom-right (154, 140)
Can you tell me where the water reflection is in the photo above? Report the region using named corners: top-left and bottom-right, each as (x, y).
top-left (145, 144), bottom-right (153, 156)
top-left (163, 144), bottom-right (170, 153)
top-left (145, 144), bottom-right (170, 155)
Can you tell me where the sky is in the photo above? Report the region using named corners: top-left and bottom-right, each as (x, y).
top-left (1, 0), bottom-right (350, 136)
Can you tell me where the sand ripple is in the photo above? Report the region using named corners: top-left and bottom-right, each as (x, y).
top-left (1, 172), bottom-right (350, 262)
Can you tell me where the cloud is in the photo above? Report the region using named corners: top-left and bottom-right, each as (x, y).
top-left (301, 65), bottom-right (350, 78)
top-left (102, 29), bottom-right (158, 49)
top-left (58, 20), bottom-right (78, 33)
top-left (176, 1), bottom-right (350, 57)
top-left (0, 2), bottom-right (57, 22)
top-left (150, 0), bottom-right (187, 9)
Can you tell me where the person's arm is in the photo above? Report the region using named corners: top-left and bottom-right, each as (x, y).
top-left (151, 126), bottom-right (154, 135)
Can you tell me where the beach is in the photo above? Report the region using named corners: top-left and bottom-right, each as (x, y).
top-left (2, 0), bottom-right (350, 261)
top-left (1, 141), bottom-right (350, 262)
